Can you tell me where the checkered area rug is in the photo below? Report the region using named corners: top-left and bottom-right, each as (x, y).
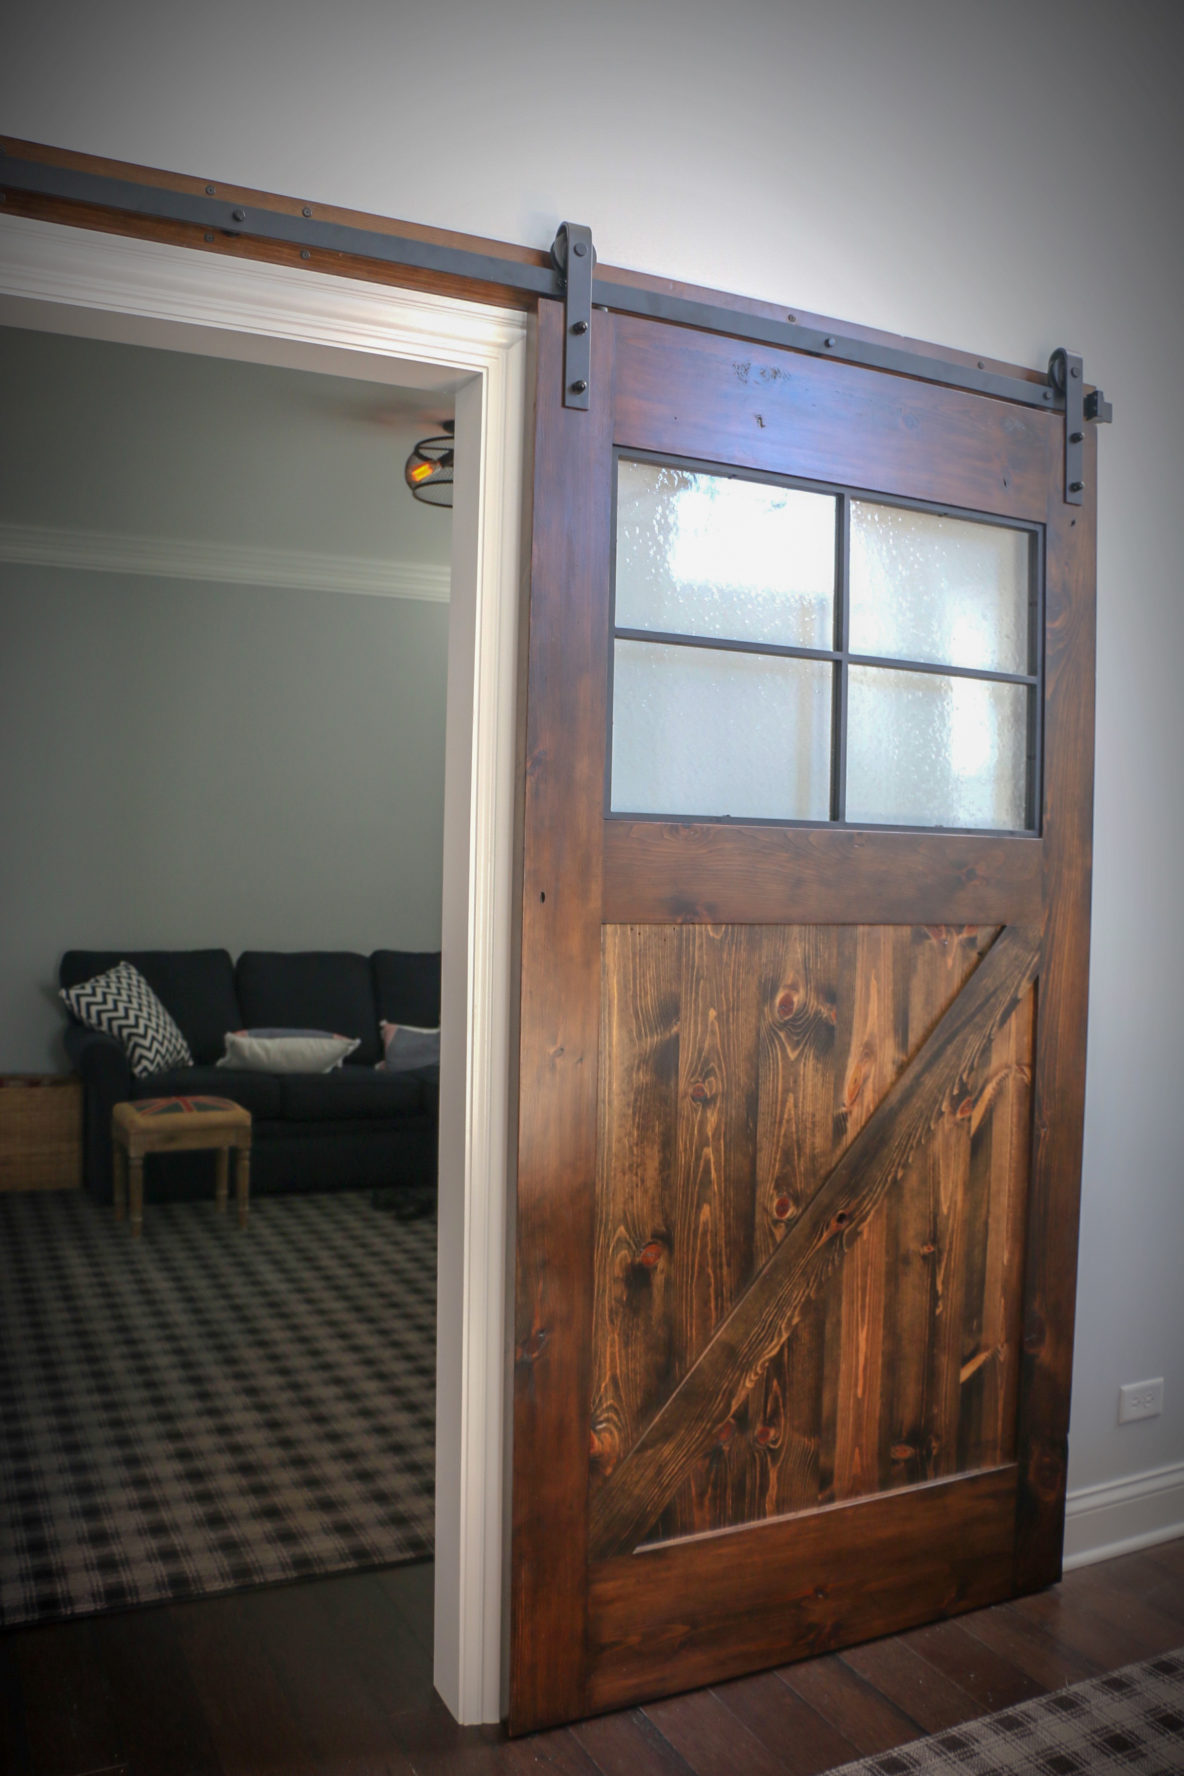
top-left (0, 1190), bottom-right (436, 1628)
top-left (828, 1647), bottom-right (1184, 1775)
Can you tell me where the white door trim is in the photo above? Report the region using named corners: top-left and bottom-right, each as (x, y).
top-left (0, 212), bottom-right (526, 1726)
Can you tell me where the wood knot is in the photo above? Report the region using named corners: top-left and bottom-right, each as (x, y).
top-left (714, 1417), bottom-right (736, 1447)
top-left (754, 1424), bottom-right (774, 1447)
top-left (688, 1080), bottom-right (713, 1104)
top-left (920, 1242), bottom-right (936, 1257)
top-left (831, 1211), bottom-right (850, 1234)
top-left (638, 1240), bottom-right (663, 1269)
top-left (517, 1329), bottom-right (548, 1363)
top-left (773, 1195), bottom-right (793, 1221)
top-left (775, 984), bottom-right (800, 1021)
top-left (890, 1443), bottom-right (914, 1462)
top-left (589, 1424), bottom-right (621, 1473)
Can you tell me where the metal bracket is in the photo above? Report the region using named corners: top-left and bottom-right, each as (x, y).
top-left (1049, 348), bottom-right (1111, 506)
top-left (551, 222), bottom-right (594, 410)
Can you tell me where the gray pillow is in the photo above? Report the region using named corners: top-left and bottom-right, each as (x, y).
top-left (377, 1021), bottom-right (440, 1073)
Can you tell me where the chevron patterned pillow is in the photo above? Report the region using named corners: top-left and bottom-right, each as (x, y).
top-left (61, 961), bottom-right (194, 1079)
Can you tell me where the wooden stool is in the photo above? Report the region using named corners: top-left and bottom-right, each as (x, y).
top-left (111, 1096), bottom-right (252, 1237)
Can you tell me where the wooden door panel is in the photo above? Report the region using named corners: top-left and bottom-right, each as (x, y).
top-left (591, 924), bottom-right (1033, 1556)
top-left (511, 299), bottom-right (1093, 1732)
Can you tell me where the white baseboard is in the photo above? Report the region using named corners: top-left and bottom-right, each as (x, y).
top-left (1063, 1459), bottom-right (1184, 1569)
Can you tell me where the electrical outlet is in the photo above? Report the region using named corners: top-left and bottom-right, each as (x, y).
top-left (1118, 1378), bottom-right (1164, 1424)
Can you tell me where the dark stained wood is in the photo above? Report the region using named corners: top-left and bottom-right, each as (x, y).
top-left (839, 1638), bottom-right (984, 1734)
top-left (708, 1668), bottom-right (862, 1775)
top-left (508, 300), bottom-right (616, 1733)
top-left (610, 313), bottom-right (1056, 522)
top-left (603, 822), bottom-right (1044, 926)
top-left (591, 926), bottom-right (682, 1496)
top-left (778, 1655), bottom-right (924, 1755)
top-left (1013, 428), bottom-right (1097, 1595)
top-left (89, 1604), bottom-right (224, 1776)
top-left (898, 1616), bottom-right (1047, 1710)
top-left (9, 1616), bottom-right (123, 1776)
top-left (570, 1708), bottom-right (701, 1775)
top-left (1006, 1573), bottom-right (1184, 1668)
top-left (589, 923), bottom-right (1029, 1556)
top-left (170, 1588), bottom-right (331, 1776)
top-left (642, 1688), bottom-right (797, 1776)
top-left (2, 1546), bottom-right (1180, 1775)
top-left (959, 1598), bottom-right (1104, 1689)
top-left (589, 928), bottom-right (1039, 1561)
top-left (664, 926), bottom-right (762, 1539)
top-left (586, 1466), bottom-right (1018, 1711)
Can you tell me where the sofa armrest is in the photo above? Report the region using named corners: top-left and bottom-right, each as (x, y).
top-left (63, 1023), bottom-right (131, 1096)
top-left (63, 1025), bottom-right (130, 1202)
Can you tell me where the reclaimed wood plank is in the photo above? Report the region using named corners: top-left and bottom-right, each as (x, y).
top-left (590, 929), bottom-right (1040, 1560)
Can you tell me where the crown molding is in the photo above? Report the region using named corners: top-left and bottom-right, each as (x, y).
top-left (0, 520), bottom-right (451, 602)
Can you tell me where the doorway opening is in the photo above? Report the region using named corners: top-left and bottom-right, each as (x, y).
top-left (0, 212), bottom-right (526, 1724)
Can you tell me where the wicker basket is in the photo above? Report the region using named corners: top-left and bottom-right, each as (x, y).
top-left (0, 1074), bottom-right (83, 1191)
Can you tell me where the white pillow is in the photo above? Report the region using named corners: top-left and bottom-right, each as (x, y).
top-left (218, 1029), bottom-right (360, 1074)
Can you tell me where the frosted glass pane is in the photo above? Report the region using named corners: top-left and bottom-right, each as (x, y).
top-left (849, 503), bottom-right (1031, 674)
top-left (616, 458), bottom-right (836, 648)
top-left (611, 640), bottom-right (831, 820)
top-left (846, 666), bottom-right (1030, 830)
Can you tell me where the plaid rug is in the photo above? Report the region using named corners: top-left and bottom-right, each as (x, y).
top-left (828, 1646), bottom-right (1184, 1775)
top-left (0, 1189), bottom-right (436, 1628)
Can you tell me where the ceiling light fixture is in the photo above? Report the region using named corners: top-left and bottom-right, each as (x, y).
top-left (404, 419), bottom-right (454, 507)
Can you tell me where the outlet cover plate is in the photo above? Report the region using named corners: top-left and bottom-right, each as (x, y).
top-left (1119, 1378), bottom-right (1164, 1424)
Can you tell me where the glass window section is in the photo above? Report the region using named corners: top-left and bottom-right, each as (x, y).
top-left (849, 502), bottom-right (1031, 676)
top-left (845, 666), bottom-right (1031, 831)
top-left (615, 458), bottom-right (836, 649)
top-left (610, 640), bottom-right (832, 821)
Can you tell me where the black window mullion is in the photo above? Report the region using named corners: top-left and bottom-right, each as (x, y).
top-left (832, 494), bottom-right (851, 822)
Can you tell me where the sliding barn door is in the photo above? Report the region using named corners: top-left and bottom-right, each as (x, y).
top-left (511, 300), bottom-right (1093, 1732)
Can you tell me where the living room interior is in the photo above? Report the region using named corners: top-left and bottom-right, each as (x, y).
top-left (0, 319), bottom-right (457, 1636)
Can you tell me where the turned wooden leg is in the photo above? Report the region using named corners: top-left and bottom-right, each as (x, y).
top-left (128, 1151), bottom-right (145, 1239)
top-left (113, 1143), bottom-right (128, 1223)
top-left (215, 1146), bottom-right (229, 1214)
top-left (235, 1145), bottom-right (251, 1230)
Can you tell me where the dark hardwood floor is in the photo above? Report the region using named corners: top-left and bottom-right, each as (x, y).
top-left (2, 1540), bottom-right (1183, 1775)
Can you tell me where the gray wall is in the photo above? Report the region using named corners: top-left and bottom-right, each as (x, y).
top-left (2, 0), bottom-right (1182, 1505)
top-left (0, 565), bottom-right (449, 1071)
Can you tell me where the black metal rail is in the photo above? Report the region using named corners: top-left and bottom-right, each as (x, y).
top-left (0, 152), bottom-right (1112, 460)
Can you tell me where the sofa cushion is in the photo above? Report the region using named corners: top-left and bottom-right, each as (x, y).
top-left (60, 950), bottom-right (240, 1067)
top-left (130, 1066), bottom-right (284, 1121)
top-left (372, 950), bottom-right (442, 1029)
top-left (279, 1068), bottom-right (423, 1123)
top-left (236, 953), bottom-right (380, 1065)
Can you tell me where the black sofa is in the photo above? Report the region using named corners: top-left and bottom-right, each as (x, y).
top-left (59, 948), bottom-right (440, 1207)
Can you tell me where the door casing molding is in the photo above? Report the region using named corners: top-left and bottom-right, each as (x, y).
top-left (0, 211), bottom-right (526, 1726)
